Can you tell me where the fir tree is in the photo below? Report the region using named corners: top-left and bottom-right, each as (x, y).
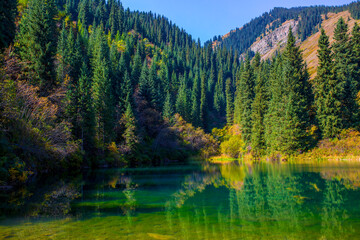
top-left (277, 27), bottom-right (312, 153)
top-left (225, 78), bottom-right (234, 125)
top-left (92, 57), bottom-right (114, 145)
top-left (121, 93), bottom-right (138, 152)
top-left (332, 17), bottom-right (358, 128)
top-left (0, 0), bottom-right (17, 49)
top-left (264, 55), bottom-right (285, 153)
top-left (16, 0), bottom-right (57, 90)
top-left (213, 67), bottom-right (225, 114)
top-left (313, 29), bottom-right (341, 138)
top-left (351, 23), bottom-right (360, 89)
top-left (163, 91), bottom-right (174, 121)
top-left (251, 71), bottom-right (267, 156)
top-left (200, 72), bottom-right (208, 130)
top-left (237, 56), bottom-right (255, 144)
top-left (78, 63), bottom-right (95, 151)
top-left (176, 74), bottom-right (189, 121)
top-left (191, 72), bottom-right (200, 126)
top-left (131, 45), bottom-right (143, 86)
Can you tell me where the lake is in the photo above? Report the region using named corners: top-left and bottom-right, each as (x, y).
top-left (1, 161), bottom-right (360, 239)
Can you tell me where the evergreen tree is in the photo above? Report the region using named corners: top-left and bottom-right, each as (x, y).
top-left (17, 0), bottom-right (57, 90)
top-left (225, 78), bottom-right (234, 125)
top-left (121, 93), bottom-right (138, 152)
top-left (237, 56), bottom-right (255, 144)
top-left (264, 55), bottom-right (285, 153)
top-left (213, 67), bottom-right (225, 114)
top-left (163, 91), bottom-right (174, 121)
top-left (351, 23), bottom-right (360, 89)
top-left (0, 0), bottom-right (17, 49)
top-left (92, 57), bottom-right (114, 145)
top-left (131, 45), bottom-right (143, 85)
top-left (176, 74), bottom-right (189, 120)
top-left (57, 24), bottom-right (69, 82)
top-left (207, 65), bottom-right (216, 109)
top-left (332, 17), bottom-right (358, 128)
top-left (139, 59), bottom-right (158, 107)
top-left (313, 29), bottom-right (341, 138)
top-left (191, 72), bottom-right (201, 126)
top-left (78, 63), bottom-right (96, 151)
top-left (233, 67), bottom-right (243, 125)
top-left (251, 71), bottom-right (267, 156)
top-left (200, 72), bottom-right (208, 130)
top-left (274, 28), bottom-right (312, 153)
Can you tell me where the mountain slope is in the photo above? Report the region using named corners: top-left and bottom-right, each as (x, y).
top-left (211, 2), bottom-right (360, 58)
top-left (301, 11), bottom-right (360, 78)
top-left (243, 10), bottom-right (360, 79)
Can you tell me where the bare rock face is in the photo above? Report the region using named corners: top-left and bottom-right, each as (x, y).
top-left (243, 19), bottom-right (300, 60)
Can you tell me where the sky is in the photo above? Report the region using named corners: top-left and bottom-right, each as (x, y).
top-left (121, 0), bottom-right (356, 43)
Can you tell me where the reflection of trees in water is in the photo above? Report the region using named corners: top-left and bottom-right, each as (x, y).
top-left (320, 179), bottom-right (352, 240)
top-left (164, 162), bottom-right (307, 239)
top-left (121, 176), bottom-right (137, 218)
top-left (0, 180), bottom-right (81, 217)
top-left (163, 163), bottom-right (359, 239)
top-left (321, 169), bottom-right (360, 189)
top-left (40, 182), bottom-right (80, 216)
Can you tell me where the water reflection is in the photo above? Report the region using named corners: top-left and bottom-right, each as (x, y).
top-left (0, 162), bottom-right (360, 239)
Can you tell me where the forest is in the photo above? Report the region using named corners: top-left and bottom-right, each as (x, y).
top-left (1, 0), bottom-right (360, 187)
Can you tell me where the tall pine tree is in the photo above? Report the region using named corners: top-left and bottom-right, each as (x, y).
top-left (17, 0), bottom-right (57, 90)
top-left (313, 29), bottom-right (341, 138)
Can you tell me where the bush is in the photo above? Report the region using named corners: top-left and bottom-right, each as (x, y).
top-left (220, 135), bottom-right (245, 158)
top-left (173, 114), bottom-right (219, 158)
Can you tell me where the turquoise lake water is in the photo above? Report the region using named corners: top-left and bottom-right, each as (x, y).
top-left (1, 161), bottom-right (360, 239)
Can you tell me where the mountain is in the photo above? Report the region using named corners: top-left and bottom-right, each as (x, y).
top-left (210, 2), bottom-right (360, 77)
top-left (301, 11), bottom-right (360, 78)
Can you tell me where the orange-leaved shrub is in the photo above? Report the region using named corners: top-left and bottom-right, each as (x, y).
top-left (172, 114), bottom-right (219, 158)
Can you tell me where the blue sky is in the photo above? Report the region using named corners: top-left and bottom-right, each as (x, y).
top-left (121, 0), bottom-right (356, 43)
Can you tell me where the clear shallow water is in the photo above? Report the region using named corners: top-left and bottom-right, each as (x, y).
top-left (1, 162), bottom-right (360, 240)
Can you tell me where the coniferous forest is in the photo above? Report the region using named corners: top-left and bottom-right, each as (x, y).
top-left (1, 0), bottom-right (360, 186)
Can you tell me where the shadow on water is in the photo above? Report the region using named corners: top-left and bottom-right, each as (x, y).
top-left (1, 161), bottom-right (360, 239)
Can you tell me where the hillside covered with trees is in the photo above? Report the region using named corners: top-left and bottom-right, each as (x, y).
top-left (1, 0), bottom-right (360, 187)
top-left (210, 1), bottom-right (360, 55)
top-left (0, 0), bottom-right (237, 184)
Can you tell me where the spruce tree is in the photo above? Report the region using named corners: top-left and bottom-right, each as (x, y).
top-left (57, 24), bottom-right (69, 82)
top-left (92, 57), bottom-right (114, 145)
top-left (0, 0), bottom-right (17, 49)
top-left (233, 67), bottom-right (243, 125)
top-left (200, 71), bottom-right (208, 130)
top-left (207, 65), bottom-right (216, 110)
top-left (237, 56), bottom-right (255, 144)
top-left (332, 17), bottom-right (358, 128)
top-left (131, 45), bottom-right (143, 86)
top-left (17, 0), bottom-right (57, 90)
top-left (190, 73), bottom-right (200, 126)
top-left (213, 67), bottom-right (225, 114)
top-left (351, 23), bottom-right (360, 88)
top-left (264, 55), bottom-right (284, 152)
top-left (176, 74), bottom-right (189, 121)
top-left (163, 91), bottom-right (174, 121)
top-left (313, 29), bottom-right (341, 138)
top-left (277, 27), bottom-right (312, 153)
top-left (122, 93), bottom-right (137, 151)
top-left (139, 59), bottom-right (158, 107)
top-left (251, 71), bottom-right (267, 156)
top-left (78, 63), bottom-right (95, 151)
top-left (225, 78), bottom-right (234, 125)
